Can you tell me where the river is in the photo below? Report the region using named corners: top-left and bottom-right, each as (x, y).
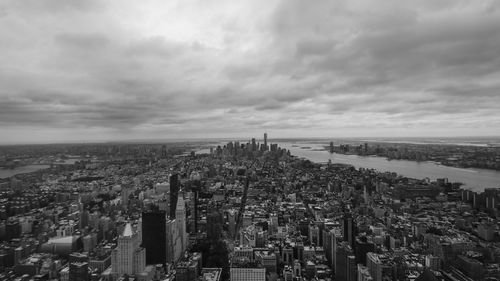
top-left (194, 141), bottom-right (500, 192)
top-left (3, 143), bottom-right (496, 191)
top-left (0, 158), bottom-right (82, 179)
top-left (0, 165), bottom-right (50, 179)
top-left (277, 142), bottom-right (500, 192)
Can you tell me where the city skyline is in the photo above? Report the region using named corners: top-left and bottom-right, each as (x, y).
top-left (1, 0), bottom-right (500, 143)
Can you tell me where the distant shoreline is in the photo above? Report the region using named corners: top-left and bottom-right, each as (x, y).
top-left (1, 136), bottom-right (500, 146)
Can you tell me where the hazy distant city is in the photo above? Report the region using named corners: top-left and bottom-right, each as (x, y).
top-left (2, 1), bottom-right (500, 281)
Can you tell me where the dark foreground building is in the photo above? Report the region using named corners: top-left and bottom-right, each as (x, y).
top-left (170, 173), bottom-right (179, 219)
top-left (142, 210), bottom-right (167, 265)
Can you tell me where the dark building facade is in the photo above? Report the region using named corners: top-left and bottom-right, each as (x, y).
top-left (142, 210), bottom-right (167, 265)
top-left (342, 214), bottom-right (356, 248)
top-left (170, 173), bottom-right (179, 219)
top-left (69, 262), bottom-right (89, 281)
top-left (355, 237), bottom-right (375, 266)
top-left (207, 210), bottom-right (223, 241)
top-left (336, 242), bottom-right (356, 281)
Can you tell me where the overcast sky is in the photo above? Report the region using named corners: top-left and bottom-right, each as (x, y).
top-left (1, 0), bottom-right (500, 143)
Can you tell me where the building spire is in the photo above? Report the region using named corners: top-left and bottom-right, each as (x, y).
top-left (122, 222), bottom-right (133, 237)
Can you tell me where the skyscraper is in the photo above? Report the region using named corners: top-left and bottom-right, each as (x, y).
top-left (228, 209), bottom-right (237, 238)
top-left (142, 210), bottom-right (167, 265)
top-left (175, 254), bottom-right (201, 281)
top-left (166, 194), bottom-right (188, 263)
top-left (111, 223), bottom-right (146, 277)
top-left (121, 186), bottom-right (131, 207)
top-left (69, 262), bottom-right (89, 281)
top-left (189, 178), bottom-right (201, 234)
top-left (336, 242), bottom-right (356, 281)
top-left (170, 173), bottom-right (179, 219)
top-left (161, 145), bottom-right (167, 158)
top-left (176, 194), bottom-right (188, 251)
top-left (264, 132), bottom-right (268, 151)
top-left (342, 214), bottom-right (356, 248)
top-left (355, 236), bottom-right (375, 266)
top-left (207, 209), bottom-right (223, 240)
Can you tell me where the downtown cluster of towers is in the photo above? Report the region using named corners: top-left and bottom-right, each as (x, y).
top-left (212, 133), bottom-right (280, 156)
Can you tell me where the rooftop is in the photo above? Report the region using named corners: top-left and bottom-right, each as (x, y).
top-left (122, 223), bottom-right (133, 237)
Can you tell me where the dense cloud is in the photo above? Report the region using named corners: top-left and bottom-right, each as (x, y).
top-left (1, 0), bottom-right (500, 143)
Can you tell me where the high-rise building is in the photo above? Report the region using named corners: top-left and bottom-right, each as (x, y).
top-left (234, 246), bottom-right (254, 261)
top-left (188, 175), bottom-right (202, 234)
top-left (366, 252), bottom-right (394, 281)
top-left (347, 255), bottom-right (357, 281)
top-left (170, 173), bottom-right (179, 219)
top-left (176, 194), bottom-right (188, 251)
top-left (227, 142), bottom-right (234, 155)
top-left (358, 264), bottom-right (373, 281)
top-left (269, 214), bottom-right (278, 234)
top-left (161, 145), bottom-right (167, 158)
top-left (69, 262), bottom-right (89, 281)
top-left (111, 223), bottom-right (146, 277)
top-left (166, 219), bottom-right (179, 263)
top-left (166, 194), bottom-right (188, 264)
top-left (336, 242), bottom-right (356, 281)
top-left (230, 268), bottom-right (266, 281)
top-left (309, 224), bottom-right (320, 246)
top-left (6, 219), bottom-right (20, 240)
top-left (176, 261), bottom-right (198, 281)
top-left (228, 209), bottom-right (237, 238)
top-left (121, 186), bottom-right (131, 207)
top-left (283, 266), bottom-right (293, 281)
top-left (293, 259), bottom-right (301, 278)
top-left (342, 214), bottom-right (356, 248)
top-left (264, 132), bottom-right (268, 151)
top-left (323, 229), bottom-right (336, 271)
top-left (142, 210), bottom-right (167, 265)
top-left (478, 222), bottom-right (495, 241)
top-left (255, 251), bottom-right (277, 274)
top-left (176, 253), bottom-right (202, 281)
top-left (355, 236), bottom-right (375, 266)
top-left (207, 209), bottom-right (223, 240)
top-left (425, 255), bottom-right (441, 271)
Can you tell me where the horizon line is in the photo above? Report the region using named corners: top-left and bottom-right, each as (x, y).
top-left (1, 135), bottom-right (500, 146)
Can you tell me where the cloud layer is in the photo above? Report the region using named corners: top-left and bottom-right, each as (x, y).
top-left (1, 0), bottom-right (500, 143)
